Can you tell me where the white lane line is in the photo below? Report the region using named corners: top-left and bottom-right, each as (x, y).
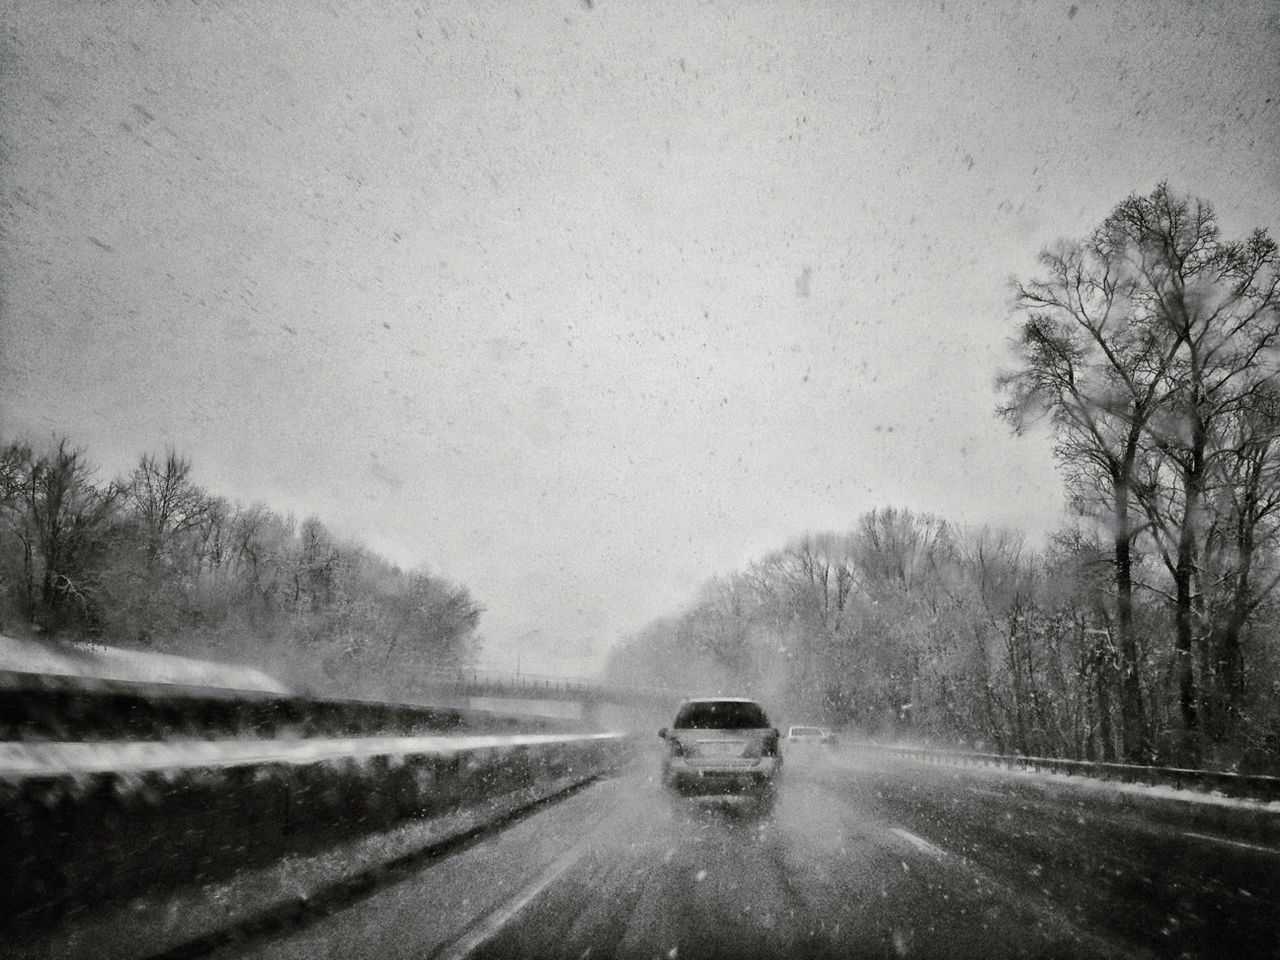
top-left (1182, 831), bottom-right (1280, 856)
top-left (889, 827), bottom-right (949, 860)
top-left (435, 838), bottom-right (594, 960)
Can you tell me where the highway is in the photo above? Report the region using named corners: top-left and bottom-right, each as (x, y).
top-left (216, 748), bottom-right (1280, 960)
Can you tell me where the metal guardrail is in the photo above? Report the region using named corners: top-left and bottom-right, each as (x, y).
top-left (0, 665), bottom-right (676, 744)
top-left (850, 742), bottom-right (1280, 803)
top-left (0, 670), bottom-right (569, 741)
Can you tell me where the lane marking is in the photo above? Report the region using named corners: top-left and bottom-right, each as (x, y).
top-left (889, 827), bottom-right (949, 860)
top-left (1182, 831), bottom-right (1280, 856)
top-left (434, 837), bottom-right (594, 960)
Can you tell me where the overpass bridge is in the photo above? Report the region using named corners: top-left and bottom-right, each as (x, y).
top-left (416, 668), bottom-right (676, 706)
top-left (413, 668), bottom-right (681, 726)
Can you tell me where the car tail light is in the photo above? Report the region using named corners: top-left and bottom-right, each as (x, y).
top-left (762, 730), bottom-right (780, 757)
top-left (669, 737), bottom-right (687, 758)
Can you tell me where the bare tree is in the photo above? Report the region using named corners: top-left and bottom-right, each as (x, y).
top-left (998, 228), bottom-right (1173, 760)
top-left (0, 440), bottom-right (31, 510)
top-left (1002, 184), bottom-right (1280, 760)
top-left (8, 440), bottom-right (121, 634)
top-left (1200, 381), bottom-right (1280, 733)
top-left (127, 449), bottom-right (210, 568)
top-left (1115, 186), bottom-right (1280, 749)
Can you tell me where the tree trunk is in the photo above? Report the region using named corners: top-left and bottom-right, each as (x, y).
top-left (1173, 451), bottom-right (1205, 759)
top-left (1113, 486), bottom-right (1149, 761)
top-left (1215, 523), bottom-right (1253, 736)
top-left (1210, 614), bottom-right (1246, 743)
top-left (1173, 556), bottom-right (1198, 747)
top-left (1095, 658), bottom-right (1115, 762)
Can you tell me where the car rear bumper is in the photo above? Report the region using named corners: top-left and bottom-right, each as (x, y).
top-left (664, 759), bottom-right (779, 794)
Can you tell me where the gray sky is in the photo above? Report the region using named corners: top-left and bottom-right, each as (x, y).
top-left (3, 0), bottom-right (1278, 675)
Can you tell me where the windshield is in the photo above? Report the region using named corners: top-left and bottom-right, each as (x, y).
top-left (4, 4), bottom-right (1276, 958)
top-left (674, 701), bottom-right (770, 730)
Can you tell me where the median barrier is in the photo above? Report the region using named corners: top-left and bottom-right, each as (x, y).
top-left (2, 731), bottom-right (632, 956)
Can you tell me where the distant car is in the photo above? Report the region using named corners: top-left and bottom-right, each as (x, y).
top-left (786, 725), bottom-right (836, 747)
top-left (659, 697), bottom-right (782, 807)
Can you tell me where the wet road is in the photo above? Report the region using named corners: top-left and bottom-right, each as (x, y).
top-left (221, 749), bottom-right (1280, 960)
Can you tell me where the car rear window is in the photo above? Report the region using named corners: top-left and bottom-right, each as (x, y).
top-left (791, 726), bottom-right (821, 736)
top-left (673, 700), bottom-right (770, 729)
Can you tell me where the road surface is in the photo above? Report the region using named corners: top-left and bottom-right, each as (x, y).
top-left (216, 749), bottom-right (1279, 959)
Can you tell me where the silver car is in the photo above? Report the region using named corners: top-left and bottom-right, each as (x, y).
top-left (659, 698), bottom-right (782, 806)
top-left (786, 725), bottom-right (836, 747)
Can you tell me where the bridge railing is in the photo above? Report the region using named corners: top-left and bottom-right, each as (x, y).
top-left (417, 667), bottom-right (675, 704)
top-left (848, 741), bottom-right (1280, 803)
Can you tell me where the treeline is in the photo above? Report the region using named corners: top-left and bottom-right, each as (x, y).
top-left (607, 185), bottom-right (1280, 771)
top-left (0, 438), bottom-right (482, 700)
top-left (606, 508), bottom-right (1279, 772)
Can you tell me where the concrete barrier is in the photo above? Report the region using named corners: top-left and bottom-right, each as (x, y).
top-left (3, 731), bottom-right (632, 957)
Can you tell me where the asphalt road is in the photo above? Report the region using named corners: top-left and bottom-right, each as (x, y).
top-left (219, 748), bottom-right (1280, 960)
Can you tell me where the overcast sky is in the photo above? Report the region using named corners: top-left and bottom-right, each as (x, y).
top-left (3, 0), bottom-right (1278, 675)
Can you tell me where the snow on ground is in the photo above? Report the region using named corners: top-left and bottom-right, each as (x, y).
top-left (0, 633), bottom-right (288, 694)
top-left (0, 731), bottom-right (626, 777)
top-left (842, 743), bottom-right (1280, 814)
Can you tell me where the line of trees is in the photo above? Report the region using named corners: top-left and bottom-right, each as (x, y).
top-left (0, 437), bottom-right (482, 700)
top-left (605, 186), bottom-right (1280, 772)
top-left (999, 183), bottom-right (1280, 762)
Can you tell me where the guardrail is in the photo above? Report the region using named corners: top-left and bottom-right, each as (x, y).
top-left (3, 730), bottom-right (633, 956)
top-left (417, 667), bottom-right (677, 706)
top-left (849, 742), bottom-right (1280, 803)
top-left (0, 670), bottom-right (571, 741)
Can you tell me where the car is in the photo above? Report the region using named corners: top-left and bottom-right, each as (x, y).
top-left (786, 725), bottom-right (837, 747)
top-left (658, 697), bottom-right (782, 808)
